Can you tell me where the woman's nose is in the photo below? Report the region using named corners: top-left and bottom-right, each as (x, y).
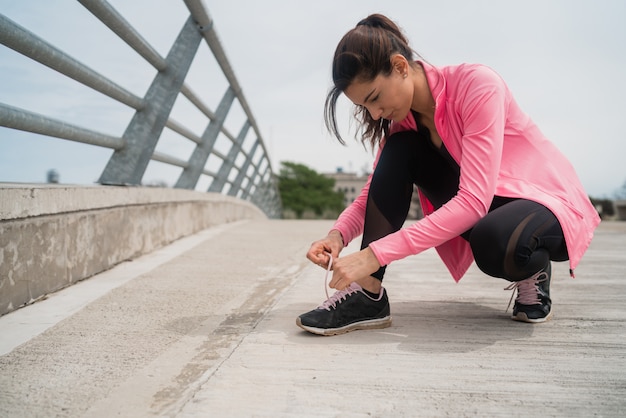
top-left (367, 106), bottom-right (383, 120)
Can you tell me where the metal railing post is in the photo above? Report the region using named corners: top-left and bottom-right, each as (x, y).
top-left (208, 120), bottom-right (250, 193)
top-left (228, 140), bottom-right (260, 198)
top-left (99, 16), bottom-right (202, 185)
top-left (241, 162), bottom-right (264, 200)
top-left (175, 86), bottom-right (236, 189)
top-left (251, 174), bottom-right (280, 217)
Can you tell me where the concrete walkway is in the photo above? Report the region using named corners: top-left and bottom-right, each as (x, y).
top-left (1, 220), bottom-right (625, 417)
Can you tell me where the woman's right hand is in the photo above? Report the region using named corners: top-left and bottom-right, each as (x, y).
top-left (306, 229), bottom-right (344, 269)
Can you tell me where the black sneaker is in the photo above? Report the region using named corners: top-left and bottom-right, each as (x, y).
top-left (505, 263), bottom-right (552, 323)
top-left (296, 282), bottom-right (392, 336)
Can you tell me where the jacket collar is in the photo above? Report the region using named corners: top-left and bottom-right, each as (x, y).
top-left (419, 60), bottom-right (447, 135)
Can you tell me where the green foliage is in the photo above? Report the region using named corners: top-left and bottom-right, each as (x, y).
top-left (278, 161), bottom-right (345, 219)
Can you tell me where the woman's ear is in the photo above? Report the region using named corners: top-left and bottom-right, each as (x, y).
top-left (390, 54), bottom-right (409, 76)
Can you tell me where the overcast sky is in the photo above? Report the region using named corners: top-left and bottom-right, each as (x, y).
top-left (1, 0), bottom-right (625, 197)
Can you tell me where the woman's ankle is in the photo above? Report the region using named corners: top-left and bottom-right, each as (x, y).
top-left (357, 276), bottom-right (382, 294)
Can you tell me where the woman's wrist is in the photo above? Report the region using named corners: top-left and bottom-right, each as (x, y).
top-left (328, 229), bottom-right (345, 246)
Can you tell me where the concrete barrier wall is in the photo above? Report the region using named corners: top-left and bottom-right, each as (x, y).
top-left (0, 184), bottom-right (267, 316)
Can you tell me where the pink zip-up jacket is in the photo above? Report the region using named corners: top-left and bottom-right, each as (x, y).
top-left (332, 61), bottom-right (600, 281)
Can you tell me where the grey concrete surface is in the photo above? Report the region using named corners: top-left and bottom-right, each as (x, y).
top-left (0, 220), bottom-right (625, 417)
top-left (0, 183), bottom-right (264, 220)
top-left (0, 184), bottom-right (265, 316)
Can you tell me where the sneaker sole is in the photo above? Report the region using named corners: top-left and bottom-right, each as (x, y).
top-left (511, 310), bottom-right (553, 324)
top-left (296, 316), bottom-right (392, 336)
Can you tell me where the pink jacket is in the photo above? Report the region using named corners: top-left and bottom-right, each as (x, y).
top-left (332, 61), bottom-right (600, 281)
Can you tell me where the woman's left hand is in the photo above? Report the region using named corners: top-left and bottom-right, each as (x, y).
top-left (329, 247), bottom-right (381, 290)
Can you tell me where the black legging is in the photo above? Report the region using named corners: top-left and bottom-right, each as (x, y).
top-left (361, 130), bottom-right (569, 282)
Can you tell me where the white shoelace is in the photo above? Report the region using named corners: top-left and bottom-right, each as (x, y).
top-left (504, 270), bottom-right (549, 312)
top-left (318, 253), bottom-right (359, 310)
top-left (323, 252), bottom-right (333, 301)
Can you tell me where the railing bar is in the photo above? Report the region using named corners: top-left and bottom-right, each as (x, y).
top-left (77, 0), bottom-right (167, 71)
top-left (211, 149), bottom-right (227, 161)
top-left (180, 84), bottom-right (215, 120)
top-left (151, 150), bottom-right (239, 178)
top-left (220, 127), bottom-right (235, 143)
top-left (202, 168), bottom-right (217, 177)
top-left (165, 119), bottom-right (202, 145)
top-left (222, 129), bottom-right (238, 148)
top-left (178, 84), bottom-right (237, 144)
top-left (0, 103), bottom-right (124, 150)
top-left (151, 151), bottom-right (189, 168)
top-left (0, 14), bottom-right (144, 110)
top-left (179, 85), bottom-right (234, 142)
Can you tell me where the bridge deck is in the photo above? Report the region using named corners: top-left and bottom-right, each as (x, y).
top-left (1, 220), bottom-right (625, 417)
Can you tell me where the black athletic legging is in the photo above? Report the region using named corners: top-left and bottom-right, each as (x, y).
top-left (361, 130), bottom-right (569, 282)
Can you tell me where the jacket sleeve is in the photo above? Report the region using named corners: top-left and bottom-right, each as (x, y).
top-left (369, 66), bottom-right (510, 266)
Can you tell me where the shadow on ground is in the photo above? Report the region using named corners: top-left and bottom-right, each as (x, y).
top-left (279, 300), bottom-right (534, 354)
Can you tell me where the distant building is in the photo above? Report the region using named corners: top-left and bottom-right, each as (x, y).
top-left (326, 168), bottom-right (367, 208)
top-left (615, 200), bottom-right (626, 221)
top-left (323, 168), bottom-right (422, 219)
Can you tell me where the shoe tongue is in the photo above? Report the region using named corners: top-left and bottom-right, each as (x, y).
top-left (318, 282), bottom-right (363, 310)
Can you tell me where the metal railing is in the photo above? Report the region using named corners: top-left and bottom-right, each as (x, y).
top-left (0, 0), bottom-right (281, 218)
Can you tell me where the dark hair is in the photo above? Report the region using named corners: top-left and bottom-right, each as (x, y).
top-left (324, 14), bottom-right (415, 148)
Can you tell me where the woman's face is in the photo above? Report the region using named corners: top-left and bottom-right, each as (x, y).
top-left (343, 68), bottom-right (413, 123)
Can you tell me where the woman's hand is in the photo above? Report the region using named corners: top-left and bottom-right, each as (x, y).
top-left (306, 229), bottom-right (344, 268)
top-left (329, 247), bottom-right (381, 290)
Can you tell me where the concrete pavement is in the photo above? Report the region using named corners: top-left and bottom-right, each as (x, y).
top-left (1, 219), bottom-right (625, 417)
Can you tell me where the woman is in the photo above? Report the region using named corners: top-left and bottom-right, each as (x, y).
top-left (297, 14), bottom-right (600, 336)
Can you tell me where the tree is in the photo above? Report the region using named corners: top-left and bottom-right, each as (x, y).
top-left (278, 161), bottom-right (345, 219)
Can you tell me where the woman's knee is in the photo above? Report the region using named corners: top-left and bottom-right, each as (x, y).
top-left (469, 200), bottom-right (564, 280)
top-left (469, 218), bottom-right (508, 278)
